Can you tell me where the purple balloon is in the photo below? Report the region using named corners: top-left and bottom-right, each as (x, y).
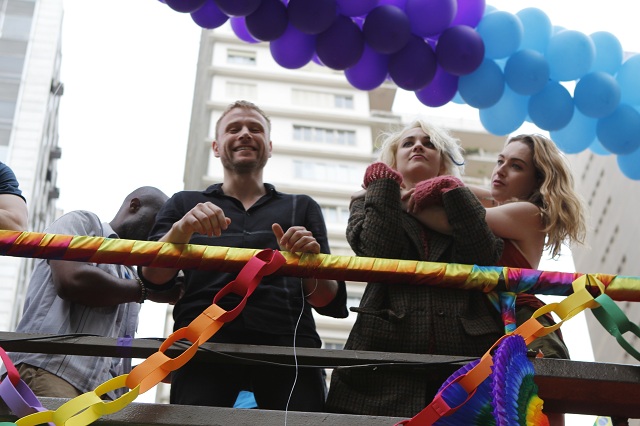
top-left (406, 0), bottom-right (457, 37)
top-left (165, 0), bottom-right (206, 13)
top-left (246, 0), bottom-right (288, 41)
top-left (270, 24), bottom-right (316, 69)
top-left (363, 5), bottom-right (411, 54)
top-left (316, 15), bottom-right (364, 70)
top-left (436, 25), bottom-right (484, 76)
top-left (451, 0), bottom-right (485, 28)
top-left (415, 66), bottom-right (459, 107)
top-left (389, 35), bottom-right (437, 91)
top-left (213, 0), bottom-right (262, 16)
top-left (345, 44), bottom-right (390, 91)
top-left (337, 0), bottom-right (378, 17)
top-left (230, 17), bottom-right (260, 43)
top-left (191, 0), bottom-right (229, 29)
top-left (288, 0), bottom-right (337, 35)
top-left (379, 0), bottom-right (407, 8)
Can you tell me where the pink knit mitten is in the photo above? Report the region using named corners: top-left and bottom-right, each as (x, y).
top-left (363, 162), bottom-right (403, 188)
top-left (412, 176), bottom-right (463, 210)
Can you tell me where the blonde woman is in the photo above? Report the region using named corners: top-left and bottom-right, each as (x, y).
top-left (326, 120), bottom-right (505, 417)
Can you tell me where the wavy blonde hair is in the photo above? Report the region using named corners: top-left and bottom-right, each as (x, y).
top-left (507, 134), bottom-right (586, 258)
top-left (376, 119), bottom-right (465, 179)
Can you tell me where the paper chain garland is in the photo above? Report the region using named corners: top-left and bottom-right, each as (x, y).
top-left (0, 230), bottom-right (639, 425)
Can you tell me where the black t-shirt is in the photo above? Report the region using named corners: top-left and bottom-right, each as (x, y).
top-left (149, 183), bottom-right (348, 347)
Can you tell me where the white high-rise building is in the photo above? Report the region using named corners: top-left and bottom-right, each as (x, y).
top-left (0, 0), bottom-right (63, 330)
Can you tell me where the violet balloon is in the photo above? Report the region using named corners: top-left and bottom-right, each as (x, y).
top-left (288, 0), bottom-right (337, 35)
top-left (214, 0), bottom-right (262, 16)
top-left (362, 5), bottom-right (411, 55)
top-left (406, 0), bottom-right (457, 37)
top-left (450, 0), bottom-right (485, 28)
top-left (337, 0), bottom-right (378, 17)
top-left (388, 35), bottom-right (437, 91)
top-left (345, 44), bottom-right (390, 91)
top-left (316, 15), bottom-right (364, 70)
top-left (230, 17), bottom-right (260, 43)
top-left (191, 0), bottom-right (229, 29)
top-left (246, 0), bottom-right (288, 41)
top-left (270, 24), bottom-right (316, 69)
top-left (436, 25), bottom-right (484, 76)
top-left (165, 0), bottom-right (206, 13)
top-left (415, 66), bottom-right (458, 107)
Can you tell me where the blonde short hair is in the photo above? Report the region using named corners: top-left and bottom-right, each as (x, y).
top-left (376, 119), bottom-right (465, 179)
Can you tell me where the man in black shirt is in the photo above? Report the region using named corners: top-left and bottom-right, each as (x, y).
top-left (140, 100), bottom-right (347, 411)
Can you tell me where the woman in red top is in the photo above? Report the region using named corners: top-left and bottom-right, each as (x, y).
top-left (405, 133), bottom-right (587, 358)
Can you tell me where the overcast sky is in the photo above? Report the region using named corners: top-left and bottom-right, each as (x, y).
top-left (55, 1), bottom-right (637, 416)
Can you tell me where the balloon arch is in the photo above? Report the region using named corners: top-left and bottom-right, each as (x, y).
top-left (161, 0), bottom-right (640, 180)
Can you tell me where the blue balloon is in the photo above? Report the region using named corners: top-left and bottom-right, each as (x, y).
top-left (406, 0), bottom-right (457, 38)
top-left (546, 30), bottom-right (595, 81)
top-left (337, 0), bottom-right (377, 17)
top-left (616, 54), bottom-right (640, 106)
top-left (230, 17), bottom-right (260, 43)
top-left (345, 45), bottom-right (390, 91)
top-left (590, 31), bottom-right (623, 75)
top-left (617, 148), bottom-right (640, 180)
top-left (516, 8), bottom-right (551, 53)
top-left (362, 5), bottom-right (411, 55)
top-left (287, 0), bottom-right (337, 35)
top-left (597, 104), bottom-right (640, 155)
top-left (435, 25), bottom-right (484, 76)
top-left (589, 139), bottom-right (611, 156)
top-left (450, 0), bottom-right (485, 28)
top-left (458, 58), bottom-right (504, 108)
top-left (214, 0), bottom-right (261, 16)
top-left (479, 87), bottom-right (528, 136)
top-left (415, 66), bottom-right (458, 107)
top-left (476, 10), bottom-right (523, 59)
top-left (166, 0), bottom-right (206, 13)
top-left (388, 36), bottom-right (437, 91)
top-left (190, 0), bottom-right (228, 29)
top-left (528, 81), bottom-right (574, 131)
top-left (617, 154), bottom-right (640, 179)
top-left (270, 24), bottom-right (316, 69)
top-left (550, 109), bottom-right (596, 154)
top-left (504, 49), bottom-right (549, 95)
top-left (574, 71), bottom-right (620, 118)
top-left (246, 0), bottom-right (288, 41)
top-left (316, 15), bottom-right (364, 70)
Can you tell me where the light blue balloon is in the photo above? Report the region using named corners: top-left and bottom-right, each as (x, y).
top-left (550, 109), bottom-right (596, 154)
top-left (574, 71), bottom-right (620, 118)
top-left (596, 104), bottom-right (640, 155)
top-left (458, 58), bottom-right (504, 108)
top-left (590, 31), bottom-right (623, 75)
top-left (528, 81), bottom-right (574, 131)
top-left (476, 11), bottom-right (523, 59)
top-left (617, 148), bottom-right (640, 180)
top-left (504, 49), bottom-right (549, 95)
top-left (616, 54), bottom-right (640, 106)
top-left (451, 91), bottom-right (466, 104)
top-left (516, 8), bottom-right (551, 53)
top-left (479, 87), bottom-right (528, 136)
top-left (546, 30), bottom-right (595, 81)
top-left (589, 139), bottom-right (611, 156)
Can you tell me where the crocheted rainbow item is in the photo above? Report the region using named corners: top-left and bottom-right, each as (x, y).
top-left (434, 335), bottom-right (549, 426)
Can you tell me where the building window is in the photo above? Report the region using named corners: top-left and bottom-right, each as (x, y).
top-left (292, 89), bottom-right (354, 110)
top-left (324, 342), bottom-right (345, 350)
top-left (293, 160), bottom-right (360, 184)
top-left (226, 49), bottom-right (256, 66)
top-left (293, 125), bottom-right (356, 146)
top-left (225, 81), bottom-right (257, 99)
top-left (335, 94), bottom-right (354, 109)
top-left (321, 205), bottom-right (349, 226)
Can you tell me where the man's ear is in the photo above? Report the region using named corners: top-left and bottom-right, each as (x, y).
top-left (129, 197), bottom-right (141, 213)
top-left (268, 140), bottom-right (273, 158)
top-left (213, 140), bottom-right (220, 158)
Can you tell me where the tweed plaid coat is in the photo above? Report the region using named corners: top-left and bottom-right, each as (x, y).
top-left (326, 178), bottom-right (505, 418)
